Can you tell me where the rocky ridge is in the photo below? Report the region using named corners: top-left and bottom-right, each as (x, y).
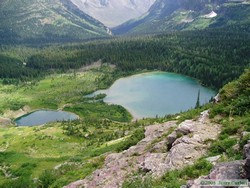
top-left (187, 141), bottom-right (250, 188)
top-left (65, 110), bottom-right (221, 188)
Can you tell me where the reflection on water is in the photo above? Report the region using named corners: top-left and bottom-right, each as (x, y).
top-left (91, 72), bottom-right (216, 119)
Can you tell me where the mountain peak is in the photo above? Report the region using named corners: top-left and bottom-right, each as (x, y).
top-left (113, 0), bottom-right (250, 35)
top-left (70, 0), bottom-right (156, 27)
top-left (0, 0), bottom-right (110, 44)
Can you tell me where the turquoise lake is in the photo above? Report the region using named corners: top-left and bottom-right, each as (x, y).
top-left (93, 72), bottom-right (216, 119)
top-left (15, 110), bottom-right (79, 126)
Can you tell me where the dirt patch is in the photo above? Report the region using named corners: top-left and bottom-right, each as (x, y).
top-left (3, 105), bottom-right (31, 119)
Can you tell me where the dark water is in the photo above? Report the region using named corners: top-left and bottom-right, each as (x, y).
top-left (93, 72), bottom-right (216, 119)
top-left (15, 110), bottom-right (79, 126)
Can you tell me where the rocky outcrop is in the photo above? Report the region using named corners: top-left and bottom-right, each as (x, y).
top-left (243, 141), bottom-right (250, 159)
top-left (187, 160), bottom-right (247, 188)
top-left (208, 161), bottom-right (245, 180)
top-left (188, 141), bottom-right (250, 188)
top-left (65, 121), bottom-right (177, 188)
top-left (244, 158), bottom-right (250, 181)
top-left (65, 111), bottom-right (221, 188)
top-left (243, 141), bottom-right (250, 181)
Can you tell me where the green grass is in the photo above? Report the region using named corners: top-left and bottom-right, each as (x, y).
top-left (122, 158), bottom-right (213, 188)
top-left (0, 67), bottom-right (136, 186)
top-left (0, 66), bottom-right (131, 122)
top-left (0, 119), bottom-right (144, 187)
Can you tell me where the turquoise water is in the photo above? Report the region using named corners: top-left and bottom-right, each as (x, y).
top-left (93, 72), bottom-right (216, 119)
top-left (15, 110), bottom-right (79, 126)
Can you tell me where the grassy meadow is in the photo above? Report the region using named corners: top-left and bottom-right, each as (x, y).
top-left (0, 65), bottom-right (140, 187)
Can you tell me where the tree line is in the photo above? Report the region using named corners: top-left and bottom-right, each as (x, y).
top-left (1, 27), bottom-right (250, 89)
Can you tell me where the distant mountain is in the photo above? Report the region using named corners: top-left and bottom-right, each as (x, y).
top-left (70, 0), bottom-right (156, 27)
top-left (0, 0), bottom-right (111, 44)
top-left (113, 0), bottom-right (250, 35)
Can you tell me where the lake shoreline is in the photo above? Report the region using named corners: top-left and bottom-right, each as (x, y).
top-left (15, 109), bottom-right (79, 126)
top-left (90, 71), bottom-right (216, 119)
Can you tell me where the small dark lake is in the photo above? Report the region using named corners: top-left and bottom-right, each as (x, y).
top-left (15, 110), bottom-right (79, 126)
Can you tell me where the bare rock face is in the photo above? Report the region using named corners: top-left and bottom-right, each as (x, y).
top-left (65, 121), bottom-right (177, 188)
top-left (243, 142), bottom-right (250, 181)
top-left (188, 141), bottom-right (250, 188)
top-left (244, 158), bottom-right (250, 181)
top-left (243, 141), bottom-right (250, 159)
top-left (213, 94), bottom-right (220, 103)
top-left (188, 160), bottom-right (246, 188)
top-left (65, 111), bottom-right (221, 188)
top-left (166, 131), bottom-right (177, 149)
top-left (208, 161), bottom-right (245, 180)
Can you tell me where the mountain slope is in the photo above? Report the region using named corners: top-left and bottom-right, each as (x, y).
top-left (0, 0), bottom-right (110, 44)
top-left (70, 0), bottom-right (156, 27)
top-left (113, 0), bottom-right (250, 35)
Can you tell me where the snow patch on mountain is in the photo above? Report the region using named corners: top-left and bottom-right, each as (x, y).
top-left (202, 11), bottom-right (218, 18)
top-left (70, 0), bottom-right (156, 27)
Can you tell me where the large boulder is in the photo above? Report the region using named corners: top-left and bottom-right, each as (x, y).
top-left (177, 120), bottom-right (194, 135)
top-left (208, 161), bottom-right (245, 180)
top-left (188, 160), bottom-right (246, 188)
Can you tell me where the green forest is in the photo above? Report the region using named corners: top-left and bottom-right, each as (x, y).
top-left (1, 27), bottom-right (250, 89)
top-left (0, 19), bottom-right (250, 187)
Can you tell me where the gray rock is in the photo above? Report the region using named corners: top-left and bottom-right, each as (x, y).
top-left (206, 155), bottom-right (221, 165)
top-left (65, 112), bottom-right (221, 188)
top-left (198, 110), bottom-right (210, 123)
top-left (242, 131), bottom-right (250, 138)
top-left (243, 142), bottom-right (250, 159)
top-left (166, 131), bottom-right (177, 150)
top-left (139, 153), bottom-right (169, 176)
top-left (188, 160), bottom-right (246, 188)
top-left (213, 94), bottom-right (220, 103)
top-left (244, 158), bottom-right (250, 180)
top-left (208, 161), bottom-right (245, 180)
top-left (152, 140), bottom-right (167, 153)
top-left (177, 120), bottom-right (194, 135)
top-left (233, 144), bottom-right (240, 152)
